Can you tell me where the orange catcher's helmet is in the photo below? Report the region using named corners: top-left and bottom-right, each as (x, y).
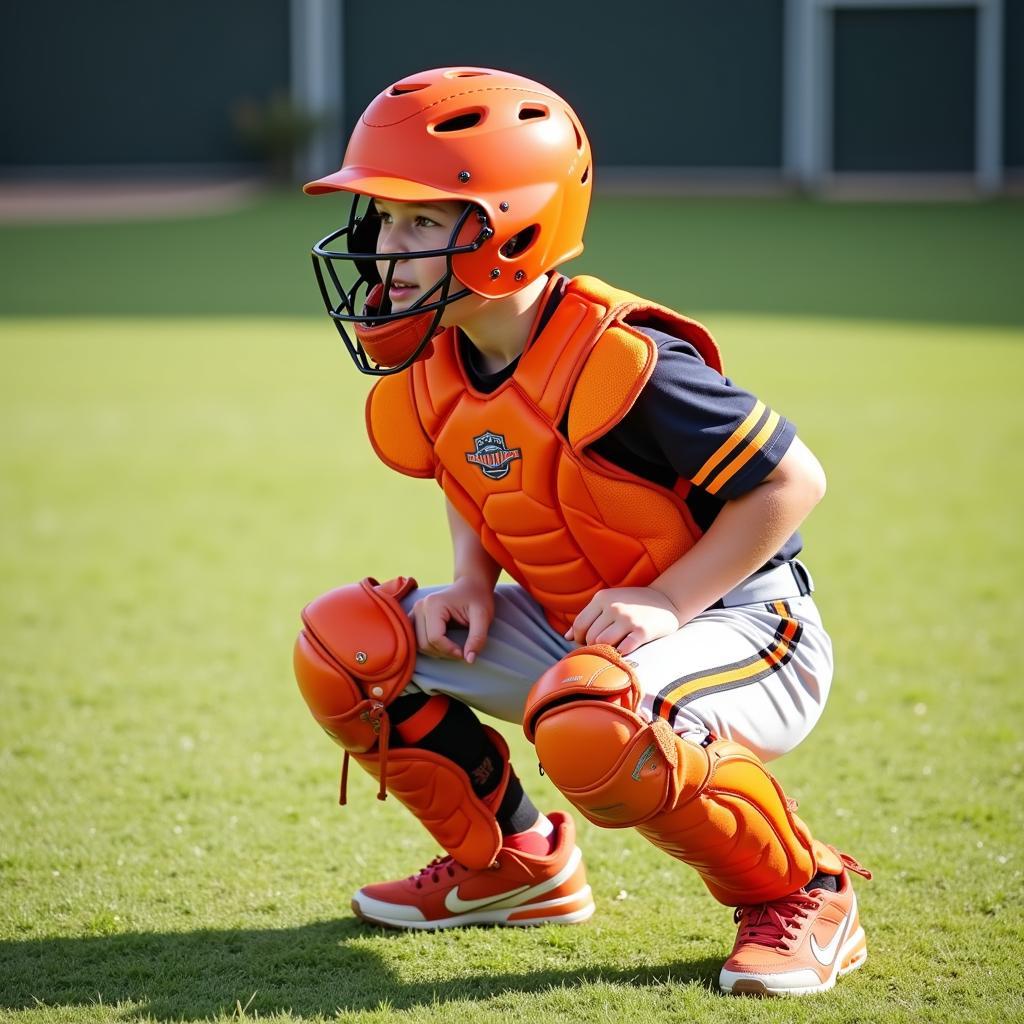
top-left (305, 67), bottom-right (593, 375)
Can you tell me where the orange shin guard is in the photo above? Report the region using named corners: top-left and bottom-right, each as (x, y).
top-left (353, 726), bottom-right (508, 870)
top-left (524, 645), bottom-right (837, 905)
top-left (294, 576), bottom-right (505, 870)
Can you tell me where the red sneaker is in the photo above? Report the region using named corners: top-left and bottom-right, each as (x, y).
top-left (720, 853), bottom-right (871, 997)
top-left (350, 811), bottom-right (594, 930)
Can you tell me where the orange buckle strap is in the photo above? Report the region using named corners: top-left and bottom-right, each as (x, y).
top-left (835, 848), bottom-right (873, 881)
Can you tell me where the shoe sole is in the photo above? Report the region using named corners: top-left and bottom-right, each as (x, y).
top-left (352, 886), bottom-right (596, 930)
top-left (720, 924), bottom-right (867, 997)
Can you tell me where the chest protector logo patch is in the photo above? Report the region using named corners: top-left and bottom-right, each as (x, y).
top-left (465, 430), bottom-right (522, 480)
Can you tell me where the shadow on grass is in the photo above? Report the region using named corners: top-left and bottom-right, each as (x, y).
top-left (0, 920), bottom-right (721, 1019)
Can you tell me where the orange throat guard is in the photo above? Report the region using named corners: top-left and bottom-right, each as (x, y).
top-left (353, 283), bottom-right (441, 369)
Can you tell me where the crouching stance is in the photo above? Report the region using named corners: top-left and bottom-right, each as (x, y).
top-left (294, 576), bottom-right (595, 930)
top-left (294, 64), bottom-right (872, 998)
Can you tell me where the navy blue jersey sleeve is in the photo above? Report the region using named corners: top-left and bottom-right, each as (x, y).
top-left (620, 328), bottom-right (796, 501)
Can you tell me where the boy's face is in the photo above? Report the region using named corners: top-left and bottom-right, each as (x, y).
top-left (373, 199), bottom-right (470, 318)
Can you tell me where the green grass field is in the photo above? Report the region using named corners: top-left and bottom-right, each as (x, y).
top-left (2, 195), bottom-right (1023, 1023)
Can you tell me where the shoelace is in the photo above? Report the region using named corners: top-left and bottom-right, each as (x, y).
top-left (733, 891), bottom-right (823, 951)
top-left (733, 850), bottom-right (873, 951)
top-left (411, 855), bottom-right (464, 888)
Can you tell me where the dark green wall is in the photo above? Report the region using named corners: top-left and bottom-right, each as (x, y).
top-left (342, 0), bottom-right (784, 168)
top-left (0, 0), bottom-right (289, 167)
top-left (2, 0), bottom-right (1019, 177)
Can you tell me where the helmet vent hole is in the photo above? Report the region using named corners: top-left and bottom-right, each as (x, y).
top-left (447, 70), bottom-right (490, 78)
top-left (500, 225), bottom-right (538, 259)
top-left (518, 105), bottom-right (548, 121)
top-left (569, 116), bottom-right (583, 151)
top-left (581, 165), bottom-right (590, 185)
top-left (432, 111), bottom-right (484, 133)
top-left (390, 82), bottom-right (428, 95)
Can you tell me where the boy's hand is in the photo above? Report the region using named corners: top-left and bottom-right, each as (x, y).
top-left (564, 587), bottom-right (681, 657)
top-left (411, 577), bottom-right (495, 664)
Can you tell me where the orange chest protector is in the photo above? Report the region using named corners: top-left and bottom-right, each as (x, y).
top-left (365, 276), bottom-right (723, 631)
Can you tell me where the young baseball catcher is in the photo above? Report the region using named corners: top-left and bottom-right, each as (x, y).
top-left (293, 66), bottom-right (870, 997)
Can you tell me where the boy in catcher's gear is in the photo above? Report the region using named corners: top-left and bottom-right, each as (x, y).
top-left (293, 67), bottom-right (872, 997)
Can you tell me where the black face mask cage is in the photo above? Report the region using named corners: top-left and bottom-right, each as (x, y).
top-left (311, 194), bottom-right (493, 375)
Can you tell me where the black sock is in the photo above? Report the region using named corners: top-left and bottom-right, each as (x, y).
top-left (805, 871), bottom-right (839, 893)
top-left (390, 693), bottom-right (540, 836)
top-left (494, 772), bottom-right (539, 835)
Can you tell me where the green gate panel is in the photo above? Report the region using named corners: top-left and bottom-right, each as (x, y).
top-left (832, 8), bottom-right (976, 173)
top-left (1006, 0), bottom-right (1024, 171)
top-left (0, 0), bottom-right (289, 167)
top-left (343, 0), bottom-right (784, 168)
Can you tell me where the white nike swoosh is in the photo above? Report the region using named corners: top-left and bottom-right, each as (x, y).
top-left (442, 845), bottom-right (582, 915)
top-left (444, 883), bottom-right (531, 913)
top-left (810, 914), bottom-right (849, 967)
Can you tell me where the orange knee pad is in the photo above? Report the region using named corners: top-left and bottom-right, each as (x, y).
top-left (293, 575), bottom-right (505, 869)
top-left (294, 575), bottom-right (418, 754)
top-left (524, 644), bottom-right (837, 904)
top-left (523, 645), bottom-right (703, 827)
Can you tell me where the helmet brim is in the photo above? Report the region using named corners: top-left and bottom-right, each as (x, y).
top-left (303, 167), bottom-right (461, 204)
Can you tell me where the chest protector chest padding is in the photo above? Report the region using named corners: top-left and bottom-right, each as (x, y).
top-left (365, 276), bottom-right (723, 632)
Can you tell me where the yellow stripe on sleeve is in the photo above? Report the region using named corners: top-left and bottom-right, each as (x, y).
top-left (690, 400), bottom-right (766, 487)
top-left (705, 409), bottom-right (780, 496)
